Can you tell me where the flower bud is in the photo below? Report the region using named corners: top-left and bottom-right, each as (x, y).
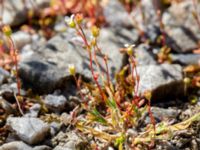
top-left (75, 13), bottom-right (83, 25)
top-left (124, 44), bottom-right (135, 56)
top-left (127, 46), bottom-right (133, 56)
top-left (68, 64), bottom-right (76, 76)
top-left (184, 77), bottom-right (191, 85)
top-left (65, 15), bottom-right (76, 28)
top-left (2, 25), bottom-right (12, 37)
top-left (68, 20), bottom-right (76, 28)
top-left (91, 26), bottom-right (100, 37)
top-left (91, 38), bottom-right (97, 46)
top-left (144, 90), bottom-right (152, 101)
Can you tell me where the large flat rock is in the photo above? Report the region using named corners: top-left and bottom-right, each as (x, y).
top-left (19, 27), bottom-right (139, 93)
top-left (163, 1), bottom-right (200, 53)
top-left (7, 117), bottom-right (50, 145)
top-left (137, 64), bottom-right (183, 100)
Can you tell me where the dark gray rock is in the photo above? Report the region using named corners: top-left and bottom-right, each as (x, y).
top-left (143, 25), bottom-right (162, 44)
top-left (2, 0), bottom-right (49, 26)
top-left (154, 141), bottom-right (179, 150)
top-left (103, 0), bottom-right (132, 27)
top-left (19, 27), bottom-right (139, 93)
top-left (0, 68), bottom-right (9, 85)
top-left (143, 106), bottom-right (180, 126)
top-left (135, 44), bottom-right (157, 66)
top-left (7, 117), bottom-right (50, 145)
top-left (44, 95), bottom-right (67, 113)
top-left (0, 97), bottom-right (17, 115)
top-left (163, 1), bottom-right (200, 53)
top-left (11, 31), bottom-right (32, 50)
top-left (137, 64), bottom-right (183, 100)
top-left (171, 54), bottom-right (200, 65)
top-left (0, 83), bottom-right (26, 100)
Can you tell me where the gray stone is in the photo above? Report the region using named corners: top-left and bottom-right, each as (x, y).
top-left (171, 54), bottom-right (200, 65)
top-left (50, 122), bottom-right (62, 136)
top-left (0, 68), bottom-right (9, 85)
top-left (0, 97), bottom-right (17, 115)
top-left (33, 145), bottom-right (52, 150)
top-left (131, 0), bottom-right (159, 30)
top-left (44, 95), bottom-right (67, 113)
top-left (137, 64), bottom-right (183, 100)
top-left (11, 31), bottom-right (32, 50)
top-left (0, 142), bottom-right (52, 150)
top-left (0, 83), bottom-right (26, 99)
top-left (52, 131), bottom-right (89, 150)
top-left (142, 106), bottom-right (180, 128)
top-left (135, 44), bottom-right (157, 66)
top-left (19, 27), bottom-right (139, 93)
top-left (143, 25), bottom-right (162, 44)
top-left (2, 0), bottom-right (49, 26)
top-left (7, 117), bottom-right (50, 144)
top-left (145, 107), bottom-right (180, 124)
top-left (162, 1), bottom-right (200, 53)
top-left (151, 107), bottom-right (180, 119)
top-left (103, 0), bottom-right (132, 27)
top-left (25, 103), bottom-right (41, 117)
top-left (0, 141), bottom-right (32, 150)
top-left (53, 146), bottom-right (73, 150)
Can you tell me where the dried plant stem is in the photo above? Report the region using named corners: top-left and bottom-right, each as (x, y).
top-left (14, 93), bottom-right (24, 116)
top-left (130, 56), bottom-right (139, 97)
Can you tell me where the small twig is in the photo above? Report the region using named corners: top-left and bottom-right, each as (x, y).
top-left (14, 93), bottom-right (24, 116)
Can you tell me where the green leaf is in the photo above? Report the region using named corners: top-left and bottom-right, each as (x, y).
top-left (114, 133), bottom-right (125, 149)
top-left (106, 98), bottom-right (117, 109)
top-left (90, 108), bottom-right (107, 124)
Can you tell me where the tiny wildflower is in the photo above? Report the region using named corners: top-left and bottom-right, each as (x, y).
top-left (144, 90), bottom-right (152, 101)
top-left (68, 64), bottom-right (76, 76)
top-left (2, 25), bottom-right (12, 37)
top-left (65, 15), bottom-right (76, 28)
top-left (91, 26), bottom-right (100, 37)
top-left (125, 44), bottom-right (135, 56)
top-left (184, 77), bottom-right (191, 85)
top-left (91, 38), bottom-right (97, 46)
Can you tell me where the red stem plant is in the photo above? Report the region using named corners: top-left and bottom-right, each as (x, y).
top-left (66, 13), bottom-right (156, 149)
top-left (1, 27), bottom-right (21, 96)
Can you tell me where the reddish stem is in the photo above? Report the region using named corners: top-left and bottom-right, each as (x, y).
top-left (73, 75), bottom-right (87, 107)
top-left (88, 50), bottom-right (105, 101)
top-left (76, 25), bottom-right (105, 101)
top-left (95, 43), bottom-right (111, 87)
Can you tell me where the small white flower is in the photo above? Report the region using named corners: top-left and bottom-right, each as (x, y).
top-left (65, 15), bottom-right (76, 28)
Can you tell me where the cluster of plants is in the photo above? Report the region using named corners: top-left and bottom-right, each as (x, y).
top-left (62, 14), bottom-right (200, 149)
top-left (0, 0), bottom-right (200, 149)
